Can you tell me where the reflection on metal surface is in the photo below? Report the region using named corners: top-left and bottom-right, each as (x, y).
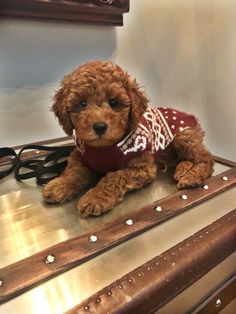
top-left (0, 168), bottom-right (180, 268)
top-left (0, 162), bottom-right (234, 314)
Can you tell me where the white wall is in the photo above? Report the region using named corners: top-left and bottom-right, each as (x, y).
top-left (0, 0), bottom-right (236, 159)
top-left (0, 20), bottom-right (116, 146)
top-left (115, 0), bottom-right (236, 160)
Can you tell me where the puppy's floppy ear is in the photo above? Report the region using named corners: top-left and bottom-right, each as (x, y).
top-left (127, 79), bottom-right (149, 130)
top-left (52, 77), bottom-right (74, 136)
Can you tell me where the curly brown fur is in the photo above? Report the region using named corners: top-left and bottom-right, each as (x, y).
top-left (173, 125), bottom-right (214, 188)
top-left (42, 150), bottom-right (94, 203)
top-left (42, 61), bottom-right (214, 217)
top-left (78, 152), bottom-right (157, 217)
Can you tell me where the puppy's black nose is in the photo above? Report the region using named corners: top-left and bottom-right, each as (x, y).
top-left (93, 122), bottom-right (108, 135)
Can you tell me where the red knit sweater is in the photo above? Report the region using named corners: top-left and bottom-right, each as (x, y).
top-left (76, 107), bottom-right (197, 173)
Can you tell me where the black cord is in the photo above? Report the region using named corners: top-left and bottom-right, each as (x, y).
top-left (0, 144), bottom-right (75, 185)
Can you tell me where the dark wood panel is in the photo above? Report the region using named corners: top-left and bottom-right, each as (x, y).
top-left (0, 0), bottom-right (130, 26)
top-left (0, 167), bottom-right (235, 304)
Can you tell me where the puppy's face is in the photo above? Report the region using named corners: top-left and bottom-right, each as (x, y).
top-left (68, 78), bottom-right (131, 147)
top-left (53, 61), bottom-right (148, 147)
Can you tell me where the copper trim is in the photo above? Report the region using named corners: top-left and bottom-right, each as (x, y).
top-left (190, 273), bottom-right (236, 314)
top-left (0, 167), bottom-right (235, 304)
top-left (212, 155), bottom-right (236, 168)
top-left (66, 209), bottom-right (236, 314)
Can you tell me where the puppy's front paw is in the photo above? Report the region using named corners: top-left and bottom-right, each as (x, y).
top-left (42, 177), bottom-right (76, 203)
top-left (78, 188), bottom-right (115, 218)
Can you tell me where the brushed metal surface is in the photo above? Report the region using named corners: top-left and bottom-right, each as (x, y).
top-left (0, 162), bottom-right (234, 314)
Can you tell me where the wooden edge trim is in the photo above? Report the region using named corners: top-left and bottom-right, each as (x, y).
top-left (12, 136), bottom-right (73, 151)
top-left (190, 273), bottom-right (236, 314)
top-left (0, 0), bottom-right (130, 26)
top-left (0, 168), bottom-right (235, 304)
top-left (213, 155), bottom-right (236, 168)
top-left (0, 137), bottom-right (74, 166)
top-left (66, 209), bottom-right (236, 314)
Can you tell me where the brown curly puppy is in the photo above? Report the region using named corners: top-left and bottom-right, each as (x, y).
top-left (42, 61), bottom-right (214, 217)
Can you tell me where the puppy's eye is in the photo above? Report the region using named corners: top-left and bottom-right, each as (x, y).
top-left (69, 100), bottom-right (87, 113)
top-left (79, 100), bottom-right (87, 108)
top-left (109, 99), bottom-right (120, 109)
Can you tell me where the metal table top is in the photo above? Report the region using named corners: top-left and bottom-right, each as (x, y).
top-left (0, 162), bottom-right (235, 314)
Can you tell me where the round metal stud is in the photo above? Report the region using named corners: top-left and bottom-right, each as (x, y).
top-left (128, 279), bottom-right (132, 283)
top-left (222, 176), bottom-right (229, 181)
top-left (45, 254), bottom-right (56, 264)
top-left (147, 267), bottom-right (151, 271)
top-left (96, 298), bottom-right (101, 304)
top-left (107, 291), bottom-right (112, 296)
top-left (89, 235), bottom-right (98, 243)
top-left (215, 299), bottom-right (222, 308)
top-left (125, 219), bottom-right (133, 226)
top-left (181, 194), bottom-right (188, 200)
top-left (203, 184), bottom-right (209, 190)
top-left (0, 279), bottom-right (3, 287)
top-left (118, 284), bottom-right (123, 289)
top-left (138, 273), bottom-right (142, 277)
top-left (84, 306), bottom-right (89, 311)
top-left (155, 206), bottom-right (162, 212)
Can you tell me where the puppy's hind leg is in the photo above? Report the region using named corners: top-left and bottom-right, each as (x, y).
top-left (173, 126), bottom-right (214, 189)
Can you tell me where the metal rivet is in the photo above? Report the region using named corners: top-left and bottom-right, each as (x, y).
top-left (222, 176), bottom-right (229, 181)
top-left (84, 306), bottom-right (89, 311)
top-left (181, 194), bottom-right (188, 200)
top-left (128, 279), bottom-right (132, 283)
top-left (186, 243), bottom-right (189, 246)
top-left (172, 262), bottom-right (176, 267)
top-left (45, 254), bottom-right (56, 264)
top-left (155, 262), bottom-right (159, 265)
top-left (200, 235), bottom-right (203, 238)
top-left (96, 298), bottom-right (100, 303)
top-left (118, 284), bottom-right (122, 289)
top-left (203, 184), bottom-right (209, 190)
top-left (125, 219), bottom-right (133, 226)
top-left (147, 267), bottom-right (151, 271)
top-left (138, 273), bottom-right (142, 277)
top-left (215, 299), bottom-right (222, 307)
top-left (0, 280), bottom-right (3, 287)
top-left (89, 235), bottom-right (98, 243)
top-left (107, 291), bottom-right (112, 296)
top-left (155, 206), bottom-right (162, 212)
